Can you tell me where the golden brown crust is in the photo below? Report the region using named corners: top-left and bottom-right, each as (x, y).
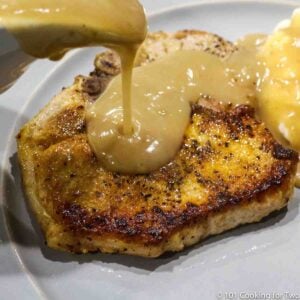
top-left (21, 104), bottom-right (296, 246)
top-left (17, 30), bottom-right (298, 257)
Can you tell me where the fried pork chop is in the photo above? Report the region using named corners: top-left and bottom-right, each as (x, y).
top-left (17, 31), bottom-right (298, 257)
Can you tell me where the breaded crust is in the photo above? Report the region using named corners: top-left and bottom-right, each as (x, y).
top-left (17, 31), bottom-right (298, 257)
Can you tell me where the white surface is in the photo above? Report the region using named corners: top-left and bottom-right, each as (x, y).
top-left (1, 1), bottom-right (300, 299)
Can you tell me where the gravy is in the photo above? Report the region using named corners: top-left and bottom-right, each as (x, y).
top-left (1, 2), bottom-right (300, 182)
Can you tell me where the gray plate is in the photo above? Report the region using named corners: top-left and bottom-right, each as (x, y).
top-left (1, 1), bottom-right (300, 299)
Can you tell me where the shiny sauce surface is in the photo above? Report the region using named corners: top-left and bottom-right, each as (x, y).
top-left (0, 0), bottom-right (147, 59)
top-left (87, 34), bottom-right (268, 174)
top-left (1, 1), bottom-right (300, 183)
top-left (87, 49), bottom-right (260, 173)
top-left (0, 0), bottom-right (147, 135)
top-left (88, 10), bottom-right (300, 177)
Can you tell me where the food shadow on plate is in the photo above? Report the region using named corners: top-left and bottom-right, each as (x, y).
top-left (0, 106), bottom-right (26, 247)
top-left (0, 50), bottom-right (35, 94)
top-left (0, 108), bottom-right (34, 275)
top-left (0, 107), bottom-right (22, 153)
top-left (2, 151), bottom-right (299, 276)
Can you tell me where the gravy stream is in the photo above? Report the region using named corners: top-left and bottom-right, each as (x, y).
top-left (88, 11), bottom-right (300, 179)
top-left (1, 2), bottom-right (300, 182)
top-left (86, 38), bottom-right (263, 174)
top-left (0, 0), bottom-right (147, 134)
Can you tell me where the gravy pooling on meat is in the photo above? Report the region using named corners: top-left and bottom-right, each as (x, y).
top-left (1, 2), bottom-right (300, 183)
top-left (87, 10), bottom-right (300, 178)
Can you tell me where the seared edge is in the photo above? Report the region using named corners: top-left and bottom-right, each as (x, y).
top-left (17, 31), bottom-right (298, 257)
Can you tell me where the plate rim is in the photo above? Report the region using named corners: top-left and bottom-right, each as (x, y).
top-left (1, 0), bottom-right (299, 298)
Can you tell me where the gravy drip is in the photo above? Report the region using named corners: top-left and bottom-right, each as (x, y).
top-left (1, 2), bottom-right (300, 181)
top-left (0, 0), bottom-right (147, 134)
top-left (87, 38), bottom-right (265, 174)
